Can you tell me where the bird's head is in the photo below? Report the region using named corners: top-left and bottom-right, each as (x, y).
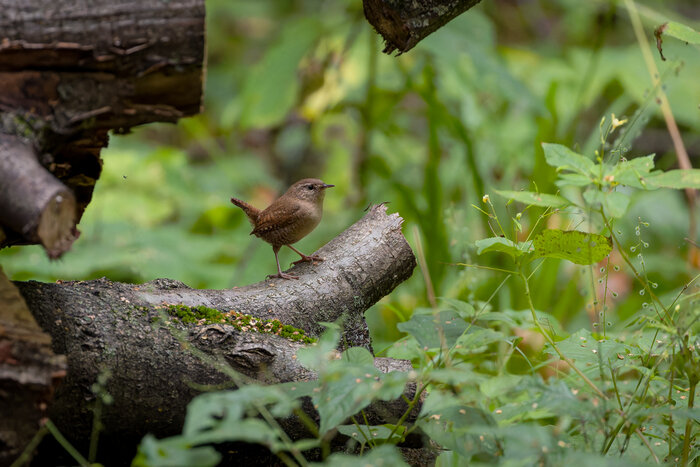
top-left (286, 178), bottom-right (334, 205)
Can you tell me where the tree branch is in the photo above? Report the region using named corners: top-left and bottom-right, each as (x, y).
top-left (363, 0), bottom-right (484, 54)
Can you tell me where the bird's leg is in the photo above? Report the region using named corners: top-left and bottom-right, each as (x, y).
top-left (267, 245), bottom-right (299, 280)
top-left (287, 244), bottom-right (324, 265)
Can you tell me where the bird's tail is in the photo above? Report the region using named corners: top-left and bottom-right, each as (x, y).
top-left (230, 197), bottom-right (261, 225)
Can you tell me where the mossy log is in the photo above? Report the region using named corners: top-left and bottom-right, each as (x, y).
top-left (15, 205), bottom-right (420, 465)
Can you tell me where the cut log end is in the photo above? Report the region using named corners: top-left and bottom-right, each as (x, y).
top-left (37, 189), bottom-right (79, 259)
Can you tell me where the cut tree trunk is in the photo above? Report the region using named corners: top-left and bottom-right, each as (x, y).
top-left (0, 0), bottom-right (205, 257)
top-left (363, 0), bottom-right (484, 54)
top-left (14, 205), bottom-right (420, 465)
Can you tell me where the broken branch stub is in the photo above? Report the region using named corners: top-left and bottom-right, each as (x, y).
top-left (0, 136), bottom-right (78, 257)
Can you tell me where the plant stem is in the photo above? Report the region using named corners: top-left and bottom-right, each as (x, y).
top-left (519, 270), bottom-right (606, 399)
top-left (680, 379), bottom-right (697, 466)
top-left (44, 420), bottom-right (91, 467)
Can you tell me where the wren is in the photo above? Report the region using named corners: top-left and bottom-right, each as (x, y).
top-left (231, 178), bottom-right (334, 280)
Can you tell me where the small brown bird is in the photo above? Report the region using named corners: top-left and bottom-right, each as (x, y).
top-left (231, 178), bottom-right (334, 280)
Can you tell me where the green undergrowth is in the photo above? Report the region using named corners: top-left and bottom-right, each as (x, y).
top-left (156, 304), bottom-right (316, 344)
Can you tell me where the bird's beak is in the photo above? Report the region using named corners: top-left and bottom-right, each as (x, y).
top-left (322, 184), bottom-right (335, 189)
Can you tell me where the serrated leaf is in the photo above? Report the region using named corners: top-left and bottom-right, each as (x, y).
top-left (495, 190), bottom-right (570, 208)
top-left (533, 230), bottom-right (612, 265)
top-left (475, 237), bottom-right (525, 259)
top-left (397, 310), bottom-right (467, 350)
top-left (646, 169), bottom-right (700, 189)
top-left (315, 366), bottom-right (408, 434)
top-left (542, 143), bottom-right (596, 177)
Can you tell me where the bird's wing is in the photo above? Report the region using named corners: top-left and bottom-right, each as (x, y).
top-left (251, 203), bottom-right (301, 236)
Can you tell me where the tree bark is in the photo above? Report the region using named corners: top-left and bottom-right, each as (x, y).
top-left (363, 0), bottom-right (484, 54)
top-left (0, 266), bottom-right (67, 466)
top-left (0, 0), bottom-right (205, 257)
top-left (14, 205), bottom-right (418, 465)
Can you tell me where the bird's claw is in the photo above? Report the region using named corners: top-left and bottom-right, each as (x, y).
top-left (267, 272), bottom-right (299, 280)
top-left (292, 255), bottom-right (324, 266)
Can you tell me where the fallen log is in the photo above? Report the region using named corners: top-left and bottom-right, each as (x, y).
top-left (15, 205), bottom-right (419, 464)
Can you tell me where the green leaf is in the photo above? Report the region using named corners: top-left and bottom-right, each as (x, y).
top-left (583, 190), bottom-right (630, 218)
top-left (480, 374), bottom-right (523, 398)
top-left (475, 237), bottom-right (526, 259)
top-left (297, 323), bottom-right (340, 370)
top-left (238, 18), bottom-right (322, 129)
top-left (181, 382), bottom-right (316, 450)
top-left (342, 346), bottom-right (375, 365)
top-left (133, 434), bottom-right (221, 467)
top-left (658, 21), bottom-right (700, 45)
top-left (397, 310), bottom-right (467, 350)
top-left (646, 169), bottom-right (700, 189)
top-left (542, 143), bottom-right (596, 177)
top-left (612, 154), bottom-right (655, 188)
top-left (418, 392), bottom-right (499, 460)
top-left (495, 190), bottom-right (570, 208)
top-left (314, 364), bottom-right (408, 434)
top-left (452, 327), bottom-right (507, 356)
top-left (545, 329), bottom-right (638, 371)
top-left (311, 445), bottom-right (408, 467)
top-left (556, 173), bottom-right (594, 187)
top-left (533, 230), bottom-right (612, 265)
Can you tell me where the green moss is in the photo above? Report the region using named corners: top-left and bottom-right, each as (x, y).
top-left (153, 304), bottom-right (315, 344)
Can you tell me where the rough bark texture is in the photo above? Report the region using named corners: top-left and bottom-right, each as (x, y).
top-left (363, 0), bottom-right (484, 54)
top-left (0, 0), bottom-right (205, 256)
top-left (14, 205), bottom-right (419, 465)
top-left (0, 267), bottom-right (67, 466)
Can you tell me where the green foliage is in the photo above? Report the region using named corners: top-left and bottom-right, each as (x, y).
top-left (533, 230), bottom-right (612, 265)
top-left (2, 0), bottom-right (700, 465)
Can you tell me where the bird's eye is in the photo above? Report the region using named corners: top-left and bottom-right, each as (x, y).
top-left (306, 185), bottom-right (314, 190)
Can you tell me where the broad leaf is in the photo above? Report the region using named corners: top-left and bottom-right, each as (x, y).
top-left (314, 363), bottom-right (408, 434)
top-left (545, 329), bottom-right (638, 371)
top-left (133, 435), bottom-right (220, 467)
top-left (646, 169), bottom-right (700, 189)
top-left (533, 230), bottom-right (611, 265)
top-left (496, 190), bottom-right (570, 208)
top-left (612, 154), bottom-right (655, 188)
top-left (475, 237), bottom-right (526, 259)
top-left (542, 143), bottom-right (596, 177)
top-left (397, 310), bottom-right (467, 350)
top-left (657, 21), bottom-right (700, 45)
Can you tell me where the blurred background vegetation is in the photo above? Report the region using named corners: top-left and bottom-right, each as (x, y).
top-left (1, 0), bottom-right (698, 352)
